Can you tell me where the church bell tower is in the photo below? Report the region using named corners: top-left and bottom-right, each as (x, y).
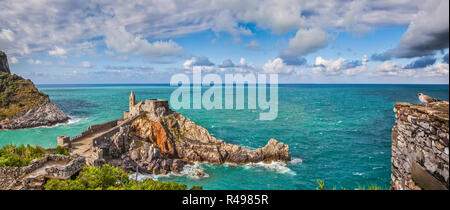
top-left (129, 91), bottom-right (135, 112)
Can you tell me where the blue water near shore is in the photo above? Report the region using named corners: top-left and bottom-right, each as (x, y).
top-left (1, 84), bottom-right (448, 189)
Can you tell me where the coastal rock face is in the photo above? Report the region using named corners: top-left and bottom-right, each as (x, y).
top-left (93, 125), bottom-right (186, 174)
top-left (0, 51), bottom-right (69, 129)
top-left (391, 101), bottom-right (449, 190)
top-left (0, 51), bottom-right (10, 74)
top-left (0, 101), bottom-right (69, 129)
top-left (133, 119), bottom-right (176, 157)
top-left (126, 103), bottom-right (290, 172)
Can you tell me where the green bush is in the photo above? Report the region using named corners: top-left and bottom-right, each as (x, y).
top-left (316, 179), bottom-right (387, 190)
top-left (0, 144), bottom-right (47, 167)
top-left (45, 164), bottom-right (203, 190)
top-left (52, 146), bottom-right (70, 156)
top-left (189, 186), bottom-right (203, 190)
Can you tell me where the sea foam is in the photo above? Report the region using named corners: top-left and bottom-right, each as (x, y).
top-left (131, 162), bottom-right (210, 182)
top-left (131, 158), bottom-right (302, 181)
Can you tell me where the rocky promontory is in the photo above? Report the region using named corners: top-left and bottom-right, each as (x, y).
top-left (72, 95), bottom-right (291, 175)
top-left (0, 100), bottom-right (70, 129)
top-left (0, 51), bottom-right (69, 129)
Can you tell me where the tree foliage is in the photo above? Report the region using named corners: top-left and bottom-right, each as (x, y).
top-left (45, 164), bottom-right (203, 190)
top-left (52, 146), bottom-right (70, 156)
top-left (0, 144), bottom-right (47, 167)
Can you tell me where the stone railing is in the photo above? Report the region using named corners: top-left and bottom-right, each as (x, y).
top-left (92, 115), bottom-right (140, 147)
top-left (70, 119), bottom-right (119, 142)
top-left (45, 155), bottom-right (86, 179)
top-left (391, 101), bottom-right (449, 190)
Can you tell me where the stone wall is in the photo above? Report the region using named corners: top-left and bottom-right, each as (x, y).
top-left (0, 167), bottom-right (24, 189)
top-left (45, 155), bottom-right (86, 179)
top-left (392, 101), bottom-right (449, 190)
top-left (70, 119), bottom-right (118, 142)
top-left (92, 115), bottom-right (140, 151)
top-left (0, 154), bottom-right (85, 189)
top-left (126, 99), bottom-right (169, 119)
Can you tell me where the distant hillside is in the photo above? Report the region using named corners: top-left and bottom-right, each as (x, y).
top-left (0, 72), bottom-right (49, 119)
top-left (0, 51), bottom-right (69, 129)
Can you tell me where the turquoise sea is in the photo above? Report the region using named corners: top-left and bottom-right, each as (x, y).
top-left (0, 84), bottom-right (448, 189)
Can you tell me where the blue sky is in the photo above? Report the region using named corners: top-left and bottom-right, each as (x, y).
top-left (0, 0), bottom-right (448, 84)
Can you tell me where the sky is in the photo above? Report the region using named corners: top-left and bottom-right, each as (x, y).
top-left (0, 0), bottom-right (448, 84)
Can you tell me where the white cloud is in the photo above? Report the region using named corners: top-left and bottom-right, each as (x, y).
top-left (312, 57), bottom-right (347, 76)
top-left (373, 1), bottom-right (449, 59)
top-left (373, 61), bottom-right (416, 77)
top-left (417, 63), bottom-right (449, 77)
top-left (372, 60), bottom-right (449, 78)
top-left (27, 59), bottom-right (51, 66)
top-left (104, 25), bottom-right (183, 58)
top-left (48, 46), bottom-right (67, 57)
top-left (282, 28), bottom-right (328, 56)
top-left (104, 50), bottom-right (129, 62)
top-left (79, 61), bottom-right (93, 68)
top-left (345, 55), bottom-right (368, 76)
top-left (262, 58), bottom-right (293, 74)
top-left (217, 57), bottom-right (256, 73)
top-left (0, 29), bottom-right (17, 53)
top-left (10, 56), bottom-right (19, 64)
top-left (235, 0), bottom-right (305, 34)
top-left (182, 57), bottom-right (215, 72)
top-left (245, 40), bottom-right (260, 51)
top-left (0, 0), bottom-right (425, 58)
top-left (183, 58), bottom-right (196, 69)
top-left (0, 29), bottom-right (14, 44)
top-left (395, 0), bottom-right (449, 57)
top-left (310, 56), bottom-right (368, 76)
top-left (27, 59), bottom-right (40, 64)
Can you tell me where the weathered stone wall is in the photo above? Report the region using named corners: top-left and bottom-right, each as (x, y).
top-left (0, 154), bottom-right (85, 189)
top-left (70, 119), bottom-right (118, 142)
top-left (126, 99), bottom-right (169, 119)
top-left (45, 155), bottom-right (86, 178)
top-left (392, 101), bottom-right (449, 190)
top-left (92, 115), bottom-right (139, 149)
top-left (0, 167), bottom-right (24, 189)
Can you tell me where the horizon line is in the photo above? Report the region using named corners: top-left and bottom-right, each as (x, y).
top-left (35, 83), bottom-right (450, 86)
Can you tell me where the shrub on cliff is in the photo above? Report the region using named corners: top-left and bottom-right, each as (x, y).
top-left (44, 164), bottom-right (202, 190)
top-left (0, 144), bottom-right (47, 167)
top-left (52, 146), bottom-right (70, 156)
top-left (0, 72), bottom-right (49, 119)
top-left (315, 179), bottom-right (388, 190)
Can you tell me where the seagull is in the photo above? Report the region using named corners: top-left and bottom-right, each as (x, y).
top-left (417, 93), bottom-right (439, 104)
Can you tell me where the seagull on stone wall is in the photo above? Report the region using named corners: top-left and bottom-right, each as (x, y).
top-left (417, 93), bottom-right (439, 104)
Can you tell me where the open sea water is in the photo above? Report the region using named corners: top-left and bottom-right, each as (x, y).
top-left (0, 84), bottom-right (448, 189)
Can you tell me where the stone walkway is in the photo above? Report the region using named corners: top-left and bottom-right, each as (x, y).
top-left (69, 127), bottom-right (112, 159)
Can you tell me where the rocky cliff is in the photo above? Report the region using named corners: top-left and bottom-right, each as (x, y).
top-left (0, 101), bottom-right (70, 129)
top-left (0, 51), bottom-right (11, 74)
top-left (88, 100), bottom-right (290, 175)
top-left (392, 101), bottom-right (449, 190)
top-left (0, 51), bottom-right (69, 129)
